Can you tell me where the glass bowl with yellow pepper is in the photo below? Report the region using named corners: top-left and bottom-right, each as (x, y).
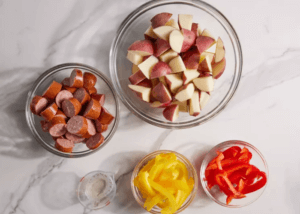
top-left (131, 150), bottom-right (198, 214)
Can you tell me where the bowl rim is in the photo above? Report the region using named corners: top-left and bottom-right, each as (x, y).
top-left (109, 0), bottom-right (243, 129)
top-left (25, 62), bottom-right (120, 158)
top-left (131, 150), bottom-right (199, 213)
top-left (199, 140), bottom-right (269, 208)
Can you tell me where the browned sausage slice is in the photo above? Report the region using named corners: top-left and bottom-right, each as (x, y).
top-left (49, 117), bottom-right (67, 137)
top-left (91, 94), bottom-right (105, 106)
top-left (86, 133), bottom-right (104, 150)
top-left (61, 78), bottom-right (70, 87)
top-left (83, 118), bottom-right (96, 138)
top-left (53, 109), bottom-right (67, 120)
top-left (30, 95), bottom-right (48, 115)
top-left (95, 121), bottom-right (108, 133)
top-left (66, 115), bottom-right (88, 137)
top-left (83, 99), bottom-right (101, 119)
top-left (86, 86), bottom-right (97, 95)
top-left (83, 72), bottom-right (97, 89)
top-left (65, 132), bottom-right (85, 144)
top-left (96, 107), bottom-right (114, 125)
top-left (73, 88), bottom-right (90, 105)
top-left (40, 103), bottom-right (58, 121)
top-left (55, 138), bottom-right (74, 153)
top-left (55, 90), bottom-right (73, 108)
top-left (63, 86), bottom-right (77, 93)
top-left (40, 120), bottom-right (51, 132)
top-left (69, 69), bottom-right (83, 88)
top-left (62, 98), bottom-right (82, 117)
top-left (42, 81), bottom-right (62, 100)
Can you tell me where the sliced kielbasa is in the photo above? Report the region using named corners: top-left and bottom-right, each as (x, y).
top-left (40, 103), bottom-right (58, 121)
top-left (65, 132), bottom-right (85, 144)
top-left (30, 95), bottom-right (48, 115)
top-left (66, 115), bottom-right (88, 137)
top-left (69, 69), bottom-right (83, 88)
top-left (53, 109), bottom-right (67, 120)
top-left (49, 117), bottom-right (67, 137)
top-left (73, 88), bottom-right (90, 105)
top-left (96, 107), bottom-right (114, 125)
top-left (83, 99), bottom-right (101, 120)
top-left (55, 138), bottom-right (74, 153)
top-left (91, 94), bottom-right (105, 106)
top-left (86, 86), bottom-right (97, 95)
top-left (42, 81), bottom-right (62, 100)
top-left (86, 133), bottom-right (104, 150)
top-left (95, 121), bottom-right (108, 133)
top-left (55, 90), bottom-right (73, 108)
top-left (40, 120), bottom-right (51, 132)
top-left (63, 86), bottom-right (77, 93)
top-left (62, 98), bottom-right (82, 118)
top-left (83, 72), bottom-right (97, 89)
top-left (61, 78), bottom-right (70, 87)
top-left (83, 118), bottom-right (96, 138)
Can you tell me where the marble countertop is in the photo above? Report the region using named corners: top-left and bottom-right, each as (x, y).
top-left (1, 0), bottom-right (300, 213)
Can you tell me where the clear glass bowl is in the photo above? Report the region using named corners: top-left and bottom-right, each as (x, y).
top-left (200, 140), bottom-right (269, 208)
top-left (131, 150), bottom-right (198, 213)
top-left (109, 0), bottom-right (243, 129)
top-left (25, 63), bottom-right (120, 158)
top-left (77, 170), bottom-right (116, 210)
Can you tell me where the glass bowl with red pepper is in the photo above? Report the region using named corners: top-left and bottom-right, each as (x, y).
top-left (200, 140), bottom-right (269, 207)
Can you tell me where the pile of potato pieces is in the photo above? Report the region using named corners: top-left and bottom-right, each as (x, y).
top-left (127, 13), bottom-right (226, 122)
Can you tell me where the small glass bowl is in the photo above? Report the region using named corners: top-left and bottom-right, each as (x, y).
top-left (110, 0), bottom-right (243, 129)
top-left (131, 150), bottom-right (198, 213)
top-left (25, 63), bottom-right (120, 158)
top-left (200, 140), bottom-right (269, 208)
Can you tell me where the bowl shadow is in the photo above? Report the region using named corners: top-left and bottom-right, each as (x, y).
top-left (0, 67), bottom-right (49, 159)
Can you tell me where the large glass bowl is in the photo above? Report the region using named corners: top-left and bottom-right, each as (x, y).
top-left (25, 63), bottom-right (120, 158)
top-left (200, 140), bottom-right (269, 207)
top-left (109, 0), bottom-right (243, 129)
top-left (131, 150), bottom-right (198, 213)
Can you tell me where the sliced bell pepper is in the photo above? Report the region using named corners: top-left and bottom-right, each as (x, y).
top-left (216, 153), bottom-right (225, 170)
top-left (226, 179), bottom-right (245, 204)
top-left (237, 147), bottom-right (252, 163)
top-left (206, 158), bottom-right (247, 171)
top-left (138, 171), bottom-right (156, 197)
top-left (242, 171), bottom-right (267, 194)
top-left (140, 158), bottom-right (156, 173)
top-left (148, 180), bottom-right (177, 213)
top-left (222, 146), bottom-right (242, 159)
top-left (157, 199), bottom-right (169, 209)
top-left (144, 194), bottom-right (165, 211)
top-left (224, 163), bottom-right (252, 177)
top-left (215, 170), bottom-right (245, 198)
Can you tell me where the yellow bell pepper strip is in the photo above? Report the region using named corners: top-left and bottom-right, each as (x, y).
top-left (148, 180), bottom-right (177, 213)
top-left (175, 161), bottom-right (189, 180)
top-left (138, 171), bottom-right (156, 197)
top-left (157, 199), bottom-right (169, 209)
top-left (144, 194), bottom-right (166, 211)
top-left (140, 158), bottom-right (156, 173)
top-left (157, 179), bottom-right (190, 193)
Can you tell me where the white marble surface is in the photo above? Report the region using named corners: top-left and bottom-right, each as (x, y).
top-left (1, 0), bottom-right (300, 213)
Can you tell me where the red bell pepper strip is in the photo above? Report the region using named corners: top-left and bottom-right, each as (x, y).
top-left (226, 179), bottom-right (245, 204)
top-left (246, 165), bottom-right (260, 175)
top-left (242, 171), bottom-right (267, 194)
top-left (216, 153), bottom-right (224, 170)
top-left (237, 147), bottom-right (252, 163)
top-left (215, 170), bottom-right (245, 197)
top-left (224, 163), bottom-right (252, 177)
top-left (206, 158), bottom-right (247, 171)
top-left (222, 146), bottom-right (242, 159)
top-left (207, 151), bottom-right (222, 167)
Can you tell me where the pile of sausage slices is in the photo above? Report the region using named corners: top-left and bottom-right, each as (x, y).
top-left (30, 69), bottom-right (115, 153)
